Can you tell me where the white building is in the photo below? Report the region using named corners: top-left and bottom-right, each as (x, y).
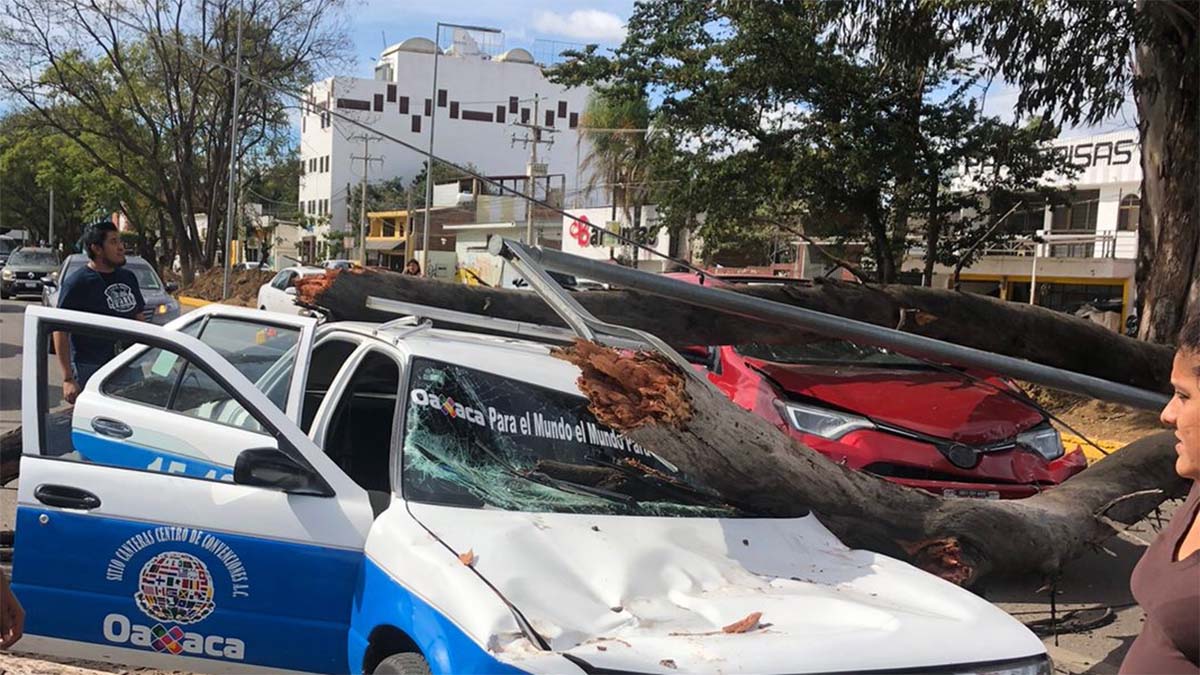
top-left (559, 205), bottom-right (675, 272)
top-left (299, 34), bottom-right (594, 252)
top-left (914, 128), bottom-right (1142, 324)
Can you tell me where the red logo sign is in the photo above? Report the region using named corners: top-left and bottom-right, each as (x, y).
top-left (569, 215), bottom-right (592, 247)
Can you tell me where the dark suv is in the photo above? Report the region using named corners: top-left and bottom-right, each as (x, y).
top-left (1, 247), bottom-right (60, 299)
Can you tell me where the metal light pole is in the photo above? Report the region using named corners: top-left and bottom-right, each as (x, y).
top-left (221, 0), bottom-right (245, 299)
top-left (423, 22), bottom-right (500, 276)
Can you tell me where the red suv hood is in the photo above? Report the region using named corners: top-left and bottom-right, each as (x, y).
top-left (749, 361), bottom-right (1046, 444)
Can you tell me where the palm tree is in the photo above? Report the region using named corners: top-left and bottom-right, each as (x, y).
top-left (577, 91), bottom-right (653, 226)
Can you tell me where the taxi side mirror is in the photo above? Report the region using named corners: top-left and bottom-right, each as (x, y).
top-left (234, 447), bottom-right (332, 496)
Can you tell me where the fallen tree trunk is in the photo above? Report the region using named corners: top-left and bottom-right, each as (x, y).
top-left (296, 269), bottom-right (1173, 393)
top-left (553, 341), bottom-right (1187, 586)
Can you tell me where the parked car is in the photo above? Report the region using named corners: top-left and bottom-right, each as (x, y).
top-left (1, 247), bottom-right (60, 299)
top-left (321, 258), bottom-right (361, 271)
top-left (42, 254), bottom-right (180, 325)
top-left (11, 303), bottom-right (1052, 674)
top-left (0, 236), bottom-right (16, 269)
top-left (666, 273), bottom-right (1088, 499)
top-left (235, 260), bottom-right (272, 271)
top-left (257, 265), bottom-right (326, 314)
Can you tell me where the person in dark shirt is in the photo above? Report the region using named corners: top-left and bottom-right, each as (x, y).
top-left (1120, 312), bottom-right (1200, 674)
top-left (54, 221), bottom-right (145, 403)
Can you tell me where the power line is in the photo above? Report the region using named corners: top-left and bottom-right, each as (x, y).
top-left (83, 2), bottom-right (706, 276)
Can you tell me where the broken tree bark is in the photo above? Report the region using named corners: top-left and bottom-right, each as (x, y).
top-left (553, 341), bottom-right (1187, 586)
top-left (296, 269), bottom-right (1174, 394)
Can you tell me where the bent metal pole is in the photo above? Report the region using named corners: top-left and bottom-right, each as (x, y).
top-left (490, 237), bottom-right (1169, 412)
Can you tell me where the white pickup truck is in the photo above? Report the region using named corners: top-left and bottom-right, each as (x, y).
top-left (11, 304), bottom-right (1050, 674)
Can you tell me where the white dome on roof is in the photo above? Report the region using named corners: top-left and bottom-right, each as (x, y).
top-left (496, 48), bottom-right (535, 64)
top-left (382, 37), bottom-right (440, 56)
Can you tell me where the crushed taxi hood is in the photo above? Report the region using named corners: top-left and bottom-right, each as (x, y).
top-left (408, 503), bottom-right (1044, 674)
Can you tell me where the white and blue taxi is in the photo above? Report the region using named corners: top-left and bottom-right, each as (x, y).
top-left (12, 304), bottom-right (1052, 674)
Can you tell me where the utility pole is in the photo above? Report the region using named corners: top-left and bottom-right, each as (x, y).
top-left (221, 0), bottom-right (244, 300)
top-left (510, 93), bottom-right (556, 245)
top-left (48, 186), bottom-right (54, 248)
top-left (350, 134), bottom-right (383, 266)
top-left (403, 187), bottom-right (413, 269)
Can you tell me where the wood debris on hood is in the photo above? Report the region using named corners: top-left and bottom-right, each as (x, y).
top-left (722, 611), bottom-right (763, 634)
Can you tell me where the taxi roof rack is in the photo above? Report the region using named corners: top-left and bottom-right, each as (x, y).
top-left (364, 296), bottom-right (653, 353)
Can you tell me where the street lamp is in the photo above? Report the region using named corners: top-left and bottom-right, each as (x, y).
top-left (422, 21), bottom-right (501, 276)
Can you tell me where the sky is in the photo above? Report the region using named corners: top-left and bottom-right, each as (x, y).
top-left (340, 0), bottom-right (1134, 140)
top-left (341, 0), bottom-right (634, 71)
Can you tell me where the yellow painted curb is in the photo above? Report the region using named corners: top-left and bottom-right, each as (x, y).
top-left (177, 295), bottom-right (213, 308)
top-left (1062, 434), bottom-right (1125, 465)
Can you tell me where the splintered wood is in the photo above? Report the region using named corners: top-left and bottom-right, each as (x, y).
top-left (552, 340), bottom-right (693, 431)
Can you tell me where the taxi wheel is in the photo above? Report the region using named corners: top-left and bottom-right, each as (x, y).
top-left (373, 652), bottom-right (431, 675)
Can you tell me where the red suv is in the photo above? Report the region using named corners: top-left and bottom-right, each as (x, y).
top-left (669, 274), bottom-right (1088, 498)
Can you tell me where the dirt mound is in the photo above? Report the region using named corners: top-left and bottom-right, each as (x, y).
top-left (178, 267), bottom-right (273, 306)
top-left (1019, 381), bottom-right (1164, 446)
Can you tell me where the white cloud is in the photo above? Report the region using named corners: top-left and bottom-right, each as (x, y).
top-left (532, 9), bottom-right (626, 42)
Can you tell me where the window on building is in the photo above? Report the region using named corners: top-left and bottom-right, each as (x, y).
top-left (437, 89), bottom-right (447, 107)
top-left (309, 158), bottom-right (317, 172)
top-left (1050, 189), bottom-right (1100, 232)
top-left (323, 199), bottom-right (329, 215)
top-left (412, 115), bottom-right (421, 133)
top-left (545, 109), bottom-right (555, 127)
top-left (387, 84), bottom-right (397, 102)
top-left (424, 98), bottom-right (432, 116)
top-left (1118, 193), bottom-right (1140, 231)
top-left (496, 105), bottom-right (505, 123)
top-left (996, 194), bottom-right (1047, 234)
top-left (374, 94), bottom-right (384, 112)
top-left (449, 101), bottom-right (459, 119)
top-left (557, 101), bottom-right (567, 118)
top-left (382, 218), bottom-right (396, 237)
top-left (509, 96), bottom-right (519, 113)
top-left (399, 96), bottom-right (409, 114)
top-left (374, 63), bottom-right (394, 82)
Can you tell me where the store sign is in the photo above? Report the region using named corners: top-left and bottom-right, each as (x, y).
top-left (1052, 139), bottom-right (1137, 168)
top-left (963, 138), bottom-right (1136, 173)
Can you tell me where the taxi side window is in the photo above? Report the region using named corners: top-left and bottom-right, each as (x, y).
top-left (83, 340), bottom-right (271, 482)
top-left (102, 317), bottom-right (299, 432)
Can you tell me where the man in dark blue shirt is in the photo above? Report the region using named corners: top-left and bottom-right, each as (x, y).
top-left (54, 221), bottom-right (145, 403)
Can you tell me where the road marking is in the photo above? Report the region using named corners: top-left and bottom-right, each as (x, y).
top-left (177, 296), bottom-right (212, 308)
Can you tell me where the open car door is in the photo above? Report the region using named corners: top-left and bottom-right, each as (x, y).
top-left (13, 306), bottom-right (372, 674)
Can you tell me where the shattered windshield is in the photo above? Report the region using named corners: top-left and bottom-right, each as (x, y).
top-left (401, 358), bottom-right (739, 517)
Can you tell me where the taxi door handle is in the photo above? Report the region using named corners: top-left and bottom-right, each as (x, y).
top-left (35, 484), bottom-right (102, 510)
top-left (91, 417), bottom-right (133, 439)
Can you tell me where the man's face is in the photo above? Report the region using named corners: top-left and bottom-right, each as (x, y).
top-left (1161, 349), bottom-right (1200, 481)
top-left (94, 231), bottom-right (126, 267)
